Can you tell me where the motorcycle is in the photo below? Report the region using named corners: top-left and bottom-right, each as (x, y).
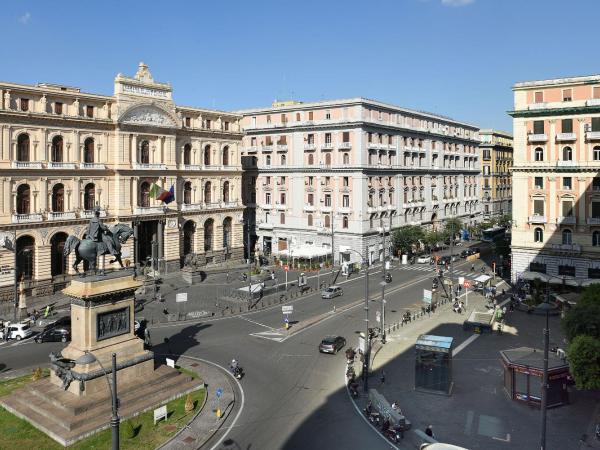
top-left (384, 425), bottom-right (404, 443)
top-left (231, 365), bottom-right (244, 380)
top-left (366, 411), bottom-right (381, 427)
top-left (348, 381), bottom-right (359, 397)
top-left (384, 272), bottom-right (392, 283)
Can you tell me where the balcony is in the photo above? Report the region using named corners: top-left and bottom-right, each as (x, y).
top-left (81, 209), bottom-right (106, 218)
top-left (48, 211), bottom-right (77, 221)
top-left (587, 218), bottom-right (600, 225)
top-left (551, 243), bottom-right (581, 254)
top-left (528, 102), bottom-right (548, 110)
top-left (261, 145), bottom-right (273, 153)
top-left (338, 206), bottom-right (352, 214)
top-left (586, 99), bottom-right (600, 106)
top-left (12, 161), bottom-right (43, 169)
top-left (303, 204), bottom-right (316, 212)
top-left (304, 144), bottom-right (316, 151)
top-left (244, 146), bottom-right (258, 153)
top-left (339, 142), bottom-right (351, 150)
top-left (276, 144), bottom-right (288, 152)
top-left (81, 163), bottom-right (106, 170)
top-left (528, 215), bottom-right (547, 224)
top-left (586, 131), bottom-right (600, 141)
top-left (204, 202), bottom-right (224, 209)
top-left (261, 204), bottom-right (273, 210)
top-left (258, 221), bottom-right (274, 230)
top-left (321, 143), bottom-right (333, 150)
top-left (321, 205), bottom-right (332, 213)
top-left (48, 162), bottom-right (76, 169)
top-left (134, 206), bottom-right (166, 215)
top-left (527, 134), bottom-right (547, 143)
top-left (222, 201), bottom-right (240, 208)
top-left (367, 206), bottom-right (376, 214)
top-left (275, 203), bottom-right (286, 211)
top-left (557, 216), bottom-right (576, 225)
top-left (182, 164), bottom-right (202, 171)
top-left (133, 163), bottom-right (166, 170)
top-left (556, 133), bottom-right (576, 142)
top-left (12, 213), bottom-right (43, 223)
top-left (368, 143), bottom-right (379, 150)
top-left (557, 160), bottom-right (577, 168)
top-left (181, 203), bottom-right (203, 212)
top-left (317, 227), bottom-right (332, 235)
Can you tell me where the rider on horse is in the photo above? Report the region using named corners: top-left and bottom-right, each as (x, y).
top-left (87, 207), bottom-right (117, 256)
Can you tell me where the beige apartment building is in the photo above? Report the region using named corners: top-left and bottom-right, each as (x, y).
top-left (510, 75), bottom-right (600, 285)
top-left (239, 98), bottom-right (481, 265)
top-left (0, 63), bottom-right (244, 299)
top-left (479, 129), bottom-right (513, 220)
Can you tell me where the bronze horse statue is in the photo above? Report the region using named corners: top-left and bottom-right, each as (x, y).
top-left (63, 223), bottom-right (133, 274)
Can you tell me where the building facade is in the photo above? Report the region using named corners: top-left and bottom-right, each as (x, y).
top-left (510, 75), bottom-right (600, 285)
top-left (0, 63), bottom-right (244, 299)
top-left (239, 98), bottom-right (481, 265)
top-left (479, 129), bottom-right (513, 220)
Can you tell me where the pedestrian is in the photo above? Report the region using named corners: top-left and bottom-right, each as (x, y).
top-left (425, 425), bottom-right (435, 438)
top-left (380, 370), bottom-right (386, 385)
top-left (144, 327), bottom-right (152, 348)
top-left (44, 305), bottom-right (50, 318)
top-left (471, 263), bottom-right (475, 272)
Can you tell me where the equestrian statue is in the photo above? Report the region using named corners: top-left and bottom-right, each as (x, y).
top-left (64, 207), bottom-right (134, 274)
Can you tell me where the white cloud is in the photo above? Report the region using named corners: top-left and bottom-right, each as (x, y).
top-left (441, 0), bottom-right (475, 6)
top-left (18, 12), bottom-right (31, 25)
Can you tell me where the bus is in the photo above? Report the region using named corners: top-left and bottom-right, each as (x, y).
top-left (481, 226), bottom-right (506, 242)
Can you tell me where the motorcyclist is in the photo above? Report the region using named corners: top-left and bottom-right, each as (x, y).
top-left (230, 358), bottom-right (238, 372)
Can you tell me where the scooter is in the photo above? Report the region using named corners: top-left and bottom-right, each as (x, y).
top-left (384, 272), bottom-right (392, 283)
top-left (231, 366), bottom-right (244, 380)
top-left (383, 425), bottom-right (404, 443)
top-left (366, 411), bottom-right (381, 427)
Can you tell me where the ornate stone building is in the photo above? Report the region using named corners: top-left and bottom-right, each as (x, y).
top-left (479, 129), bottom-right (513, 220)
top-left (0, 63), bottom-right (244, 299)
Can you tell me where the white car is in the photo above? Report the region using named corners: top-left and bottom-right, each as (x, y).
top-left (416, 255), bottom-right (430, 264)
top-left (0, 322), bottom-right (33, 341)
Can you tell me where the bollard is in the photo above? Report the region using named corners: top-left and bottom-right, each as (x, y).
top-left (239, 307), bottom-right (242, 313)
top-left (261, 301), bottom-right (264, 308)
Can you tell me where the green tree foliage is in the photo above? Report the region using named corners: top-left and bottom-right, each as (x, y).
top-left (443, 218), bottom-right (463, 240)
top-left (424, 231), bottom-right (444, 249)
top-left (497, 214), bottom-right (512, 228)
top-left (392, 225), bottom-right (424, 255)
top-left (561, 285), bottom-right (600, 342)
top-left (567, 335), bottom-right (600, 390)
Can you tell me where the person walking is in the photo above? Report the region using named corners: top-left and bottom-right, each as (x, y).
top-left (425, 425), bottom-right (435, 438)
top-left (144, 326), bottom-right (152, 348)
top-left (380, 370), bottom-right (386, 385)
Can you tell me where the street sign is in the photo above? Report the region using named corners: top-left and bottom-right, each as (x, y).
top-left (176, 293), bottom-right (188, 303)
top-left (423, 289), bottom-right (432, 304)
top-left (283, 265), bottom-right (289, 272)
top-left (464, 281), bottom-right (471, 289)
top-left (458, 277), bottom-right (464, 286)
top-left (284, 316), bottom-right (289, 323)
top-left (358, 335), bottom-right (366, 353)
top-left (282, 305), bottom-right (293, 314)
top-left (166, 358), bottom-right (175, 368)
top-left (216, 387), bottom-right (223, 398)
top-left (154, 405), bottom-right (167, 425)
top-left (376, 311), bottom-right (381, 323)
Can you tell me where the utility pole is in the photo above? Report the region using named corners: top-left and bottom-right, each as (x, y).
top-left (363, 258), bottom-right (370, 392)
top-left (540, 287), bottom-right (552, 450)
top-left (246, 219), bottom-right (252, 299)
top-left (13, 230), bottom-right (18, 322)
top-left (330, 213), bottom-right (335, 280)
top-left (380, 219), bottom-right (387, 344)
top-left (449, 217), bottom-right (455, 301)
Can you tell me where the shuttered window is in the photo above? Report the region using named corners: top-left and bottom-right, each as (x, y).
top-left (561, 119), bottom-right (573, 133)
top-left (533, 121), bottom-right (544, 134)
top-left (533, 199), bottom-right (544, 215)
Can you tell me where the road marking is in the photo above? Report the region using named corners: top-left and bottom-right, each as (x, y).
top-left (492, 433), bottom-right (511, 442)
top-left (454, 334), bottom-right (480, 356)
top-left (238, 315), bottom-right (275, 330)
top-left (249, 330), bottom-right (286, 342)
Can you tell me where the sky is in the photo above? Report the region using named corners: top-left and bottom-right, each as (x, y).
top-left (1, 0), bottom-right (599, 132)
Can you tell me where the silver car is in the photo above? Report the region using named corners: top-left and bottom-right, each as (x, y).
top-left (321, 285), bottom-right (343, 299)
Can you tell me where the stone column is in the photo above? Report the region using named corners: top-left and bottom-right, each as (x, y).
top-left (132, 134), bottom-right (137, 164)
top-left (158, 220), bottom-right (164, 259)
top-left (132, 177), bottom-right (138, 210)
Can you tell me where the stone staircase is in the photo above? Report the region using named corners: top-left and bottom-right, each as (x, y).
top-left (0, 364), bottom-right (204, 446)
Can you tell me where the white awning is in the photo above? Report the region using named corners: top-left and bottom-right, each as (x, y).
top-left (474, 274), bottom-right (491, 284)
top-left (280, 245), bottom-right (330, 259)
top-left (520, 271), bottom-right (549, 282)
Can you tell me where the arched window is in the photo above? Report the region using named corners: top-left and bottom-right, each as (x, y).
top-left (266, 155), bottom-right (271, 166)
top-left (562, 229), bottom-right (572, 245)
top-left (182, 221), bottom-right (195, 257)
top-left (343, 216), bottom-right (349, 229)
top-left (324, 214), bottom-right (331, 228)
top-left (223, 217), bottom-right (232, 248)
top-left (51, 136), bottom-right (63, 162)
top-left (308, 154), bottom-right (314, 165)
top-left (140, 141), bottom-right (150, 164)
top-left (84, 138), bottom-right (94, 163)
top-left (16, 236), bottom-right (35, 281)
top-left (183, 182), bottom-right (192, 205)
top-left (280, 154), bottom-right (286, 165)
top-left (204, 218), bottom-right (214, 251)
top-left (52, 183), bottom-right (65, 212)
top-left (140, 181), bottom-right (150, 207)
top-left (534, 147), bottom-right (544, 162)
top-left (183, 144), bottom-right (192, 166)
top-left (204, 145), bottom-right (211, 166)
top-left (17, 134), bottom-right (30, 161)
top-left (307, 214), bottom-right (313, 226)
top-left (204, 181), bottom-right (212, 204)
top-left (84, 183), bottom-right (95, 210)
top-left (222, 181), bottom-right (230, 203)
top-left (343, 153), bottom-right (350, 165)
top-left (51, 232), bottom-right (68, 277)
top-left (593, 231), bottom-right (600, 246)
top-left (562, 146), bottom-right (573, 161)
top-left (593, 146), bottom-right (600, 161)
top-left (16, 184), bottom-right (31, 214)
top-left (325, 153), bottom-right (331, 165)
top-left (222, 146), bottom-right (229, 166)
top-left (534, 227), bottom-right (543, 243)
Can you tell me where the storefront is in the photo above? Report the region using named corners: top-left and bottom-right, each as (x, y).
top-left (500, 347), bottom-right (570, 408)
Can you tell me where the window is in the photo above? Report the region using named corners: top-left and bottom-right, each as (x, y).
top-left (16, 184), bottom-right (31, 214)
top-left (222, 181), bottom-right (230, 203)
top-left (533, 120), bottom-right (544, 134)
top-left (324, 215), bottom-right (330, 228)
top-left (325, 133), bottom-right (332, 144)
top-left (204, 145), bottom-right (211, 166)
top-left (562, 200), bottom-right (573, 216)
top-left (266, 176), bottom-right (271, 185)
top-left (593, 178), bottom-right (600, 191)
top-left (86, 105), bottom-right (94, 118)
top-left (325, 111), bottom-right (331, 120)
top-left (281, 114), bottom-right (287, 123)
top-left (324, 194), bottom-right (331, 207)
top-left (265, 192), bottom-right (271, 204)
top-left (222, 146), bottom-right (229, 166)
top-left (562, 89), bottom-right (572, 102)
top-left (222, 217), bottom-right (231, 248)
top-left (296, 113), bottom-right (300, 121)
top-left (20, 98), bottom-right (29, 111)
top-left (530, 262), bottom-right (547, 273)
top-left (483, 166), bottom-right (490, 176)
top-left (308, 193), bottom-right (314, 205)
top-left (17, 134), bottom-right (30, 161)
top-left (592, 201), bottom-right (600, 218)
top-left (534, 177), bottom-right (543, 189)
top-left (534, 91), bottom-right (544, 103)
top-left (307, 134), bottom-right (315, 144)
top-left (266, 115), bottom-right (271, 124)
top-left (308, 176), bottom-right (314, 186)
top-left (183, 182), bottom-right (192, 205)
top-left (55, 102), bottom-right (63, 115)
top-left (204, 181), bottom-right (212, 203)
top-left (534, 147), bottom-right (544, 162)
top-left (224, 121), bottom-right (229, 131)
top-left (562, 146), bottom-right (573, 161)
top-left (561, 119), bottom-right (573, 134)
top-left (533, 199), bottom-right (544, 215)
top-left (343, 195), bottom-right (350, 207)
top-left (52, 183), bottom-right (65, 212)
top-left (593, 231), bottom-right (600, 247)
top-left (343, 153), bottom-right (349, 164)
top-left (84, 138), bottom-right (95, 163)
top-left (183, 144), bottom-right (191, 166)
top-left (51, 136), bottom-right (63, 162)
top-left (307, 214), bottom-right (313, 226)
top-left (280, 213), bottom-right (285, 224)
top-left (342, 216), bottom-right (349, 229)
top-left (280, 154), bottom-right (286, 165)
top-left (594, 86), bottom-right (600, 99)
top-left (343, 176), bottom-right (349, 187)
top-left (589, 268), bottom-right (600, 279)
top-left (280, 193), bottom-right (286, 204)
top-left (325, 153), bottom-right (331, 165)
top-left (140, 182), bottom-right (150, 207)
top-left (308, 111), bottom-right (313, 121)
top-left (205, 119), bottom-right (211, 129)
top-left (592, 118), bottom-right (600, 132)
top-left (343, 131), bottom-right (350, 143)
top-left (558, 265), bottom-right (576, 277)
top-left (204, 219), bottom-right (214, 252)
top-left (84, 183), bottom-right (95, 210)
top-left (265, 155), bottom-right (271, 166)
top-left (562, 229), bottom-right (572, 245)
top-left (308, 154), bottom-right (314, 165)
top-left (185, 117), bottom-right (191, 127)
top-left (563, 177), bottom-right (572, 190)
top-left (140, 141), bottom-right (149, 164)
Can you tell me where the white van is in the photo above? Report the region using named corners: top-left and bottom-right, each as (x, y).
top-left (0, 322), bottom-right (33, 341)
top-left (420, 444), bottom-right (470, 450)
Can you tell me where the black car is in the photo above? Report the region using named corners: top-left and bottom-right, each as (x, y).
top-left (35, 326), bottom-right (71, 343)
top-left (43, 315), bottom-right (71, 331)
top-left (319, 336), bottom-right (346, 354)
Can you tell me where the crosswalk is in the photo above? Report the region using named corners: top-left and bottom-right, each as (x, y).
top-left (249, 330), bottom-right (287, 342)
top-left (395, 264), bottom-right (474, 278)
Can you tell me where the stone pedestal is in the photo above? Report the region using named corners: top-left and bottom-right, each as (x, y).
top-left (181, 267), bottom-right (204, 285)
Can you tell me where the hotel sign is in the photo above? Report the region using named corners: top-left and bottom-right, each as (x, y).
top-left (123, 84), bottom-right (168, 98)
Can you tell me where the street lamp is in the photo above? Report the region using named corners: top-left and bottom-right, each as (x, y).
top-left (240, 217), bottom-right (252, 300)
top-left (537, 296), bottom-right (553, 450)
top-left (76, 352), bottom-right (120, 450)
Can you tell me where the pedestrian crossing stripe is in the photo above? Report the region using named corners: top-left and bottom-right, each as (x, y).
top-left (250, 330), bottom-right (286, 342)
top-left (396, 266), bottom-right (470, 276)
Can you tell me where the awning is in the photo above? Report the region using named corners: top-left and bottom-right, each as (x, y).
top-left (279, 245), bottom-right (330, 259)
top-left (474, 274), bottom-right (491, 283)
top-left (520, 271), bottom-right (549, 282)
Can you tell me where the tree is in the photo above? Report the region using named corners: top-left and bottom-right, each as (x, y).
top-left (443, 218), bottom-right (463, 241)
top-left (392, 225), bottom-right (424, 255)
top-left (561, 285), bottom-right (600, 342)
top-left (567, 335), bottom-right (600, 390)
top-left (497, 213), bottom-right (512, 228)
top-left (424, 230), bottom-right (443, 250)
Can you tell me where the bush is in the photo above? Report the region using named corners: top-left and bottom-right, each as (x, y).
top-left (184, 393), bottom-right (194, 413)
top-left (31, 368), bottom-right (43, 381)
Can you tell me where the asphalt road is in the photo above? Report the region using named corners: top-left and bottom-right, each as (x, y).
top-left (0, 253), bottom-right (487, 449)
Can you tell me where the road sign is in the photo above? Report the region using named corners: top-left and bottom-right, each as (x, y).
top-left (464, 280), bottom-right (471, 289)
top-left (423, 289), bottom-right (432, 304)
top-left (282, 305), bottom-right (294, 314)
top-left (283, 265), bottom-right (289, 272)
top-left (154, 405), bottom-right (167, 425)
top-left (216, 387), bottom-right (223, 398)
top-left (284, 316), bottom-right (289, 323)
top-left (376, 311), bottom-right (381, 323)
top-left (176, 292), bottom-right (188, 303)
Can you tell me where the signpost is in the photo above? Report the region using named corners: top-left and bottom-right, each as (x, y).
top-left (376, 310), bottom-right (381, 323)
top-left (282, 305), bottom-right (293, 329)
top-left (284, 264), bottom-right (289, 291)
top-left (154, 405), bottom-right (167, 425)
top-left (423, 289), bottom-right (432, 304)
top-left (216, 387), bottom-right (223, 418)
top-left (176, 292), bottom-right (188, 321)
top-left (463, 280), bottom-right (471, 307)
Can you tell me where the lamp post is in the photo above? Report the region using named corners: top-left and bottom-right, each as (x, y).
top-left (538, 295), bottom-right (553, 450)
top-left (76, 352), bottom-right (119, 450)
top-left (13, 230), bottom-right (18, 322)
top-left (240, 217), bottom-right (252, 300)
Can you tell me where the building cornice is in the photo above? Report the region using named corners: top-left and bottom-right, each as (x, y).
top-left (508, 105), bottom-right (600, 118)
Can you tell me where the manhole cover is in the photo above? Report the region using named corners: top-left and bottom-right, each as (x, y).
top-left (183, 436), bottom-right (196, 444)
top-left (190, 363), bottom-right (199, 367)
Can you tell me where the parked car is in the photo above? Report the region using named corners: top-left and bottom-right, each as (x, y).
top-left (35, 326), bottom-right (71, 343)
top-left (416, 255), bottom-right (430, 264)
top-left (319, 335), bottom-right (346, 354)
top-left (42, 315), bottom-right (71, 331)
top-left (321, 285), bottom-right (343, 299)
top-left (460, 249), bottom-right (476, 258)
top-left (438, 255), bottom-right (457, 265)
top-left (0, 322), bottom-right (33, 341)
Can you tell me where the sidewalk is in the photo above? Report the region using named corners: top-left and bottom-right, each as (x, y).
top-left (349, 286), bottom-right (600, 449)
